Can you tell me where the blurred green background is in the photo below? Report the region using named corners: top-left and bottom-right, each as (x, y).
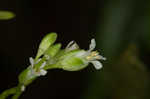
top-left (0, 0), bottom-right (150, 99)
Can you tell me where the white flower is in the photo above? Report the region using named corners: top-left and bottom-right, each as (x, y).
top-left (29, 57), bottom-right (47, 76)
top-left (75, 39), bottom-right (106, 70)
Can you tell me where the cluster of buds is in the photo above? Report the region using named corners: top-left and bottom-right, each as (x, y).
top-left (18, 33), bottom-right (106, 87)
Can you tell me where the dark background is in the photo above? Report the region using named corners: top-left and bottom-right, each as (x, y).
top-left (0, 0), bottom-right (150, 99)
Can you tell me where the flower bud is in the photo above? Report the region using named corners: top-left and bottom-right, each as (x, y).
top-left (18, 67), bottom-right (37, 86)
top-left (44, 43), bottom-right (61, 58)
top-left (58, 50), bottom-right (88, 71)
top-left (36, 33), bottom-right (57, 59)
top-left (0, 10), bottom-right (15, 20)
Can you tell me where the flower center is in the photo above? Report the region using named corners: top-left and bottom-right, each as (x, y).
top-left (86, 51), bottom-right (100, 60)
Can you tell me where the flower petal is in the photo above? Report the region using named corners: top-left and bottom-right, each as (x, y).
top-left (75, 50), bottom-right (87, 57)
top-left (40, 62), bottom-right (46, 69)
top-left (65, 41), bottom-right (79, 51)
top-left (39, 69), bottom-right (47, 76)
top-left (29, 57), bottom-right (34, 67)
top-left (66, 41), bottom-right (74, 48)
top-left (89, 39), bottom-right (96, 51)
top-left (21, 85), bottom-right (25, 92)
top-left (91, 61), bottom-right (103, 70)
top-left (100, 55), bottom-right (107, 60)
top-left (96, 55), bottom-right (107, 60)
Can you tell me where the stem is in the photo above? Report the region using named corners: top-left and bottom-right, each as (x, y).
top-left (0, 87), bottom-right (17, 99)
top-left (0, 58), bottom-right (59, 99)
top-left (44, 64), bottom-right (60, 70)
top-left (11, 91), bottom-right (22, 99)
top-left (11, 85), bottom-right (23, 99)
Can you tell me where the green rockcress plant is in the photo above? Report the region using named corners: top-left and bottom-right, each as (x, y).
top-left (0, 33), bottom-right (106, 99)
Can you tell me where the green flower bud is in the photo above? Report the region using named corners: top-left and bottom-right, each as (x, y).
top-left (44, 43), bottom-right (61, 58)
top-left (59, 50), bottom-right (88, 71)
top-left (36, 33), bottom-right (57, 59)
top-left (18, 67), bottom-right (37, 86)
top-left (0, 10), bottom-right (15, 20)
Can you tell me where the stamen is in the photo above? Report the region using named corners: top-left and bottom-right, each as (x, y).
top-left (91, 51), bottom-right (99, 56)
top-left (86, 56), bottom-right (92, 60)
top-left (95, 56), bottom-right (101, 59)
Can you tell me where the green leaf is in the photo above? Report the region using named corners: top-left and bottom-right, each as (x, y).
top-left (0, 11), bottom-right (15, 20)
top-left (35, 33), bottom-right (57, 59)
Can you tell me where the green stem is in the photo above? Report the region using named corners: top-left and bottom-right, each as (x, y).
top-left (0, 87), bottom-right (17, 99)
top-left (11, 85), bottom-right (23, 99)
top-left (0, 58), bottom-right (59, 99)
top-left (11, 91), bottom-right (22, 99)
top-left (44, 64), bottom-right (60, 70)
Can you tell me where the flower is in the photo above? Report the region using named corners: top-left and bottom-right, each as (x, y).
top-left (73, 39), bottom-right (106, 70)
top-left (29, 57), bottom-right (47, 76)
top-left (86, 39), bottom-right (106, 69)
top-left (60, 38), bottom-right (106, 71)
